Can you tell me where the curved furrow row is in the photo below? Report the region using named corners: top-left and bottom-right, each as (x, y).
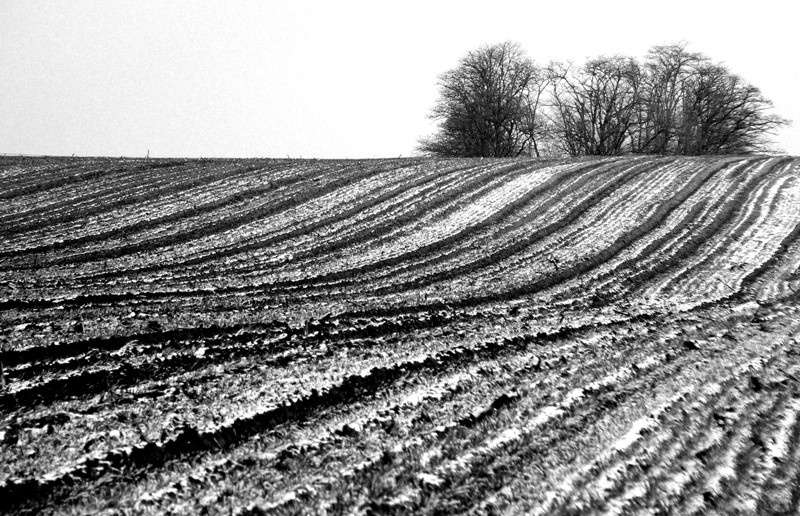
top-left (469, 336), bottom-right (796, 515)
top-left (3, 155), bottom-right (800, 515)
top-left (2, 307), bottom-right (488, 412)
top-left (231, 160), bottom-right (613, 292)
top-left (0, 160), bottom-right (196, 230)
top-left (442, 154), bottom-right (736, 309)
top-left (3, 321), bottom-right (387, 395)
top-left (529, 346), bottom-right (781, 515)
top-left (756, 159), bottom-right (800, 300)
top-left (3, 325), bottom-right (286, 377)
top-left (195, 158), bottom-right (636, 301)
top-left (5, 160), bottom-right (282, 223)
top-left (266, 304), bottom-right (767, 514)
top-left (0, 170), bottom-right (247, 255)
top-left (0, 161), bottom-right (313, 262)
top-left (400, 157), bottom-right (702, 304)
top-left (0, 330), bottom-right (299, 412)
top-left (134, 168), bottom-right (574, 296)
top-left (99, 160), bottom-right (443, 273)
top-left (0, 309), bottom-right (513, 485)
top-left (0, 159), bottom-right (48, 187)
top-left (541, 157), bottom-right (769, 302)
top-left (2, 160), bottom-right (396, 275)
top-left (290, 156), bottom-right (792, 314)
top-left (0, 160), bottom-right (596, 303)
top-left (7, 155), bottom-right (768, 312)
top-left (0, 161), bottom-right (295, 257)
top-left (325, 156), bottom-right (727, 314)
top-left (0, 320), bottom-right (544, 510)
top-left (574, 331), bottom-right (798, 516)
top-left (317, 333), bottom-right (714, 512)
top-left (422, 354), bottom-right (671, 478)
top-left (304, 157), bottom-right (659, 299)
top-left (115, 338), bottom-right (573, 515)
top-left (684, 395), bottom-right (800, 515)
top-left (421, 302), bottom-right (798, 515)
top-left (205, 159), bottom-right (559, 277)
top-left (2, 165), bottom-right (284, 261)
top-left (534, 380), bottom-right (728, 515)
top-left (755, 238), bottom-right (800, 302)
top-left (0, 302), bottom-right (679, 513)
top-left (0, 159), bottom-right (107, 202)
top-left (637, 159), bottom-right (790, 297)
top-left (646, 159), bottom-right (792, 288)
top-left (0, 161), bottom-right (226, 235)
top-left (114, 159), bottom-right (535, 286)
top-left (756, 396), bottom-right (800, 513)
top-left (116, 317), bottom-right (657, 515)
top-left (566, 156), bottom-right (762, 303)
top-left (675, 175), bottom-right (800, 303)
top-left (609, 389), bottom-right (777, 515)
top-left (420, 354), bottom-right (698, 515)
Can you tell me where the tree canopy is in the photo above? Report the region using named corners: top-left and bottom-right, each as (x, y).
top-left (418, 42), bottom-right (546, 158)
top-left (420, 42), bottom-right (788, 157)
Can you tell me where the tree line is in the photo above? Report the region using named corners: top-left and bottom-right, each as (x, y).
top-left (419, 42), bottom-right (789, 157)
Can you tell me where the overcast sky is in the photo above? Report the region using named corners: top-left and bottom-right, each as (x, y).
top-left (2, 1), bottom-right (798, 158)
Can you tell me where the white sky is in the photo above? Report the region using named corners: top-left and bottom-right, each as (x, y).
top-left (2, 0), bottom-right (798, 158)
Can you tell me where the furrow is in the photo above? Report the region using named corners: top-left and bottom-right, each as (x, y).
top-left (695, 395), bottom-right (800, 515)
top-left (0, 326), bottom-right (536, 511)
top-left (598, 353), bottom-right (786, 515)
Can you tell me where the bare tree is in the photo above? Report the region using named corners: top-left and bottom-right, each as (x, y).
top-left (520, 68), bottom-right (550, 157)
top-left (421, 41), bottom-right (788, 158)
top-left (677, 63), bottom-right (788, 154)
top-left (631, 43), bottom-right (704, 154)
top-left (546, 44), bottom-right (787, 156)
top-left (548, 56), bottom-right (642, 156)
top-left (418, 42), bottom-right (546, 157)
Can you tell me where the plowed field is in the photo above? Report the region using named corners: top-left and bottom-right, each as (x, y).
top-left (2, 155), bottom-right (800, 515)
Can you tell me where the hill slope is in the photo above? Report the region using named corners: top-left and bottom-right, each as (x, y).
top-left (1, 155), bottom-right (800, 514)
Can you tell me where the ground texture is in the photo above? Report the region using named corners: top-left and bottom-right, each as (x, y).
top-left (2, 155), bottom-right (800, 515)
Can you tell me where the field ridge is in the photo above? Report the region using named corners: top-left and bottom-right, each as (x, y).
top-left (1, 155), bottom-right (800, 514)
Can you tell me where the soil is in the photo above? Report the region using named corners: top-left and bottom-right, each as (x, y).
top-left (1, 155), bottom-right (799, 515)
